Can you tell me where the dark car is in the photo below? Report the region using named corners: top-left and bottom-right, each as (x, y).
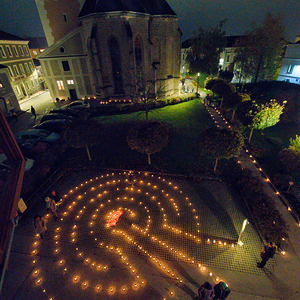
top-left (18, 140), bottom-right (50, 155)
top-left (34, 119), bottom-right (70, 133)
top-left (40, 113), bottom-right (73, 123)
top-left (49, 108), bottom-right (80, 118)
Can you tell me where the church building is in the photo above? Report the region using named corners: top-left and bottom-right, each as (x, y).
top-left (36, 0), bottom-right (181, 101)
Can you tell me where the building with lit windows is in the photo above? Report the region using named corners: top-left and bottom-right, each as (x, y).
top-left (278, 37), bottom-right (300, 84)
top-left (0, 30), bottom-right (40, 103)
top-left (36, 0), bottom-right (181, 101)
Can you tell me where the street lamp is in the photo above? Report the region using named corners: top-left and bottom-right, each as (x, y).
top-left (197, 73), bottom-right (200, 93)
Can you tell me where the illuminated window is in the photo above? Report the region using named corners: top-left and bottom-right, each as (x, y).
top-left (0, 46), bottom-right (6, 58)
top-left (0, 80), bottom-right (3, 88)
top-left (293, 65), bottom-right (300, 75)
top-left (18, 46), bottom-right (24, 56)
top-left (19, 64), bottom-right (25, 74)
top-left (287, 65), bottom-right (294, 74)
top-left (57, 80), bottom-right (64, 90)
top-left (6, 46), bottom-right (12, 57)
top-left (12, 45), bottom-right (19, 56)
top-left (219, 58), bottom-right (224, 65)
top-left (13, 65), bottom-right (19, 76)
top-left (33, 50), bottom-right (38, 55)
top-left (67, 79), bottom-right (74, 84)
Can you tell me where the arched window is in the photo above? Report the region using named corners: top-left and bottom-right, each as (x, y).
top-left (134, 37), bottom-right (143, 87)
top-left (134, 37), bottom-right (142, 70)
top-left (109, 37), bottom-right (124, 94)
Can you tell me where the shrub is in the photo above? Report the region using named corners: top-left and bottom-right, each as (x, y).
top-left (226, 165), bottom-right (289, 245)
top-left (204, 77), bottom-right (224, 90)
top-left (278, 149), bottom-right (300, 173)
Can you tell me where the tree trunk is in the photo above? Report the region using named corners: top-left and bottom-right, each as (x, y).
top-left (231, 109), bottom-right (235, 121)
top-left (248, 127), bottom-right (254, 143)
top-left (148, 153), bottom-right (151, 165)
top-left (214, 158), bottom-right (219, 173)
top-left (86, 145), bottom-right (92, 161)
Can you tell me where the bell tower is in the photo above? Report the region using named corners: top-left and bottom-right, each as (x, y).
top-left (35, 0), bottom-right (85, 46)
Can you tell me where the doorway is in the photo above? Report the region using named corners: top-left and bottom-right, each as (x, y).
top-left (69, 89), bottom-right (78, 101)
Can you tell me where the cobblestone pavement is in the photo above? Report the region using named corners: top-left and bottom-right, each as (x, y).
top-left (2, 170), bottom-right (271, 300)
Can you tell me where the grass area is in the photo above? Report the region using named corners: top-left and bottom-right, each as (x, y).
top-left (249, 121), bottom-right (300, 180)
top-left (83, 99), bottom-right (216, 175)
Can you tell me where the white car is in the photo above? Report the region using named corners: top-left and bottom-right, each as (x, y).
top-left (66, 100), bottom-right (90, 111)
top-left (0, 154), bottom-right (35, 172)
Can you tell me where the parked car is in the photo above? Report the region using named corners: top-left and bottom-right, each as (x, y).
top-left (0, 154), bottom-right (35, 171)
top-left (40, 113), bottom-right (73, 123)
top-left (17, 129), bottom-right (61, 143)
top-left (66, 100), bottom-right (90, 111)
top-left (34, 119), bottom-right (70, 133)
top-left (49, 108), bottom-right (80, 118)
top-left (17, 140), bottom-right (50, 155)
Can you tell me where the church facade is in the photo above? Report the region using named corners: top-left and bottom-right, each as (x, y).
top-left (36, 0), bottom-right (181, 101)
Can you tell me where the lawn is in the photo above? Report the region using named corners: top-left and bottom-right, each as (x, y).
top-left (83, 99), bottom-right (216, 175)
top-left (249, 121), bottom-right (300, 180)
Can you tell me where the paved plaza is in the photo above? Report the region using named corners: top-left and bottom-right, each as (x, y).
top-left (2, 169), bottom-right (285, 300)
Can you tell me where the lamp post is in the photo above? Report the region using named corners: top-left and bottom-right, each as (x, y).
top-left (237, 218), bottom-right (249, 246)
top-left (197, 73), bottom-right (200, 93)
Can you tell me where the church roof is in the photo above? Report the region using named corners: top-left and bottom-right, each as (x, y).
top-left (78, 0), bottom-right (177, 18)
top-left (0, 30), bottom-right (24, 41)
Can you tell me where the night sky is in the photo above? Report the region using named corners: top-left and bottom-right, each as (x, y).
top-left (0, 0), bottom-right (299, 42)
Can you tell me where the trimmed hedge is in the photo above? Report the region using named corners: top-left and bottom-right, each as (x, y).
top-left (223, 165), bottom-right (289, 245)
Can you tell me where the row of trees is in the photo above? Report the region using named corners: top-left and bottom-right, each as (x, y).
top-left (186, 13), bottom-right (286, 83)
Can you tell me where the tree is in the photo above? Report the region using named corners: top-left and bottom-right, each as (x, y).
top-left (197, 128), bottom-right (244, 172)
top-left (223, 92), bottom-right (243, 120)
top-left (186, 20), bottom-right (227, 75)
top-left (234, 13), bottom-right (286, 83)
top-left (63, 120), bottom-right (102, 161)
top-left (247, 99), bottom-right (286, 142)
top-left (127, 122), bottom-right (169, 165)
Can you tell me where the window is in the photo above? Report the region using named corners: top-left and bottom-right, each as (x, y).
top-left (63, 13), bottom-right (67, 22)
top-left (109, 37), bottom-right (124, 94)
top-left (31, 80), bottom-right (35, 88)
top-left (8, 66), bottom-right (13, 77)
top-left (62, 61), bottom-right (70, 71)
top-left (13, 65), bottom-right (20, 76)
top-left (0, 80), bottom-right (3, 88)
top-left (287, 65), bottom-right (294, 74)
top-left (29, 62), bottom-right (34, 72)
top-left (23, 46), bottom-right (29, 56)
top-left (19, 64), bottom-right (25, 74)
top-left (6, 46), bottom-right (12, 57)
top-left (24, 63), bottom-right (30, 73)
top-left (15, 86), bottom-right (21, 94)
top-left (0, 46), bottom-right (6, 58)
top-left (25, 82), bottom-right (29, 89)
top-left (33, 50), bottom-right (38, 55)
top-left (18, 46), bottom-right (24, 56)
top-left (57, 80), bottom-right (64, 90)
top-left (226, 55), bottom-right (230, 62)
top-left (67, 79), bottom-right (74, 84)
top-left (12, 45), bottom-right (19, 56)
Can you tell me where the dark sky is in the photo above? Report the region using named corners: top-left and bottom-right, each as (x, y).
top-left (0, 0), bottom-right (299, 42)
